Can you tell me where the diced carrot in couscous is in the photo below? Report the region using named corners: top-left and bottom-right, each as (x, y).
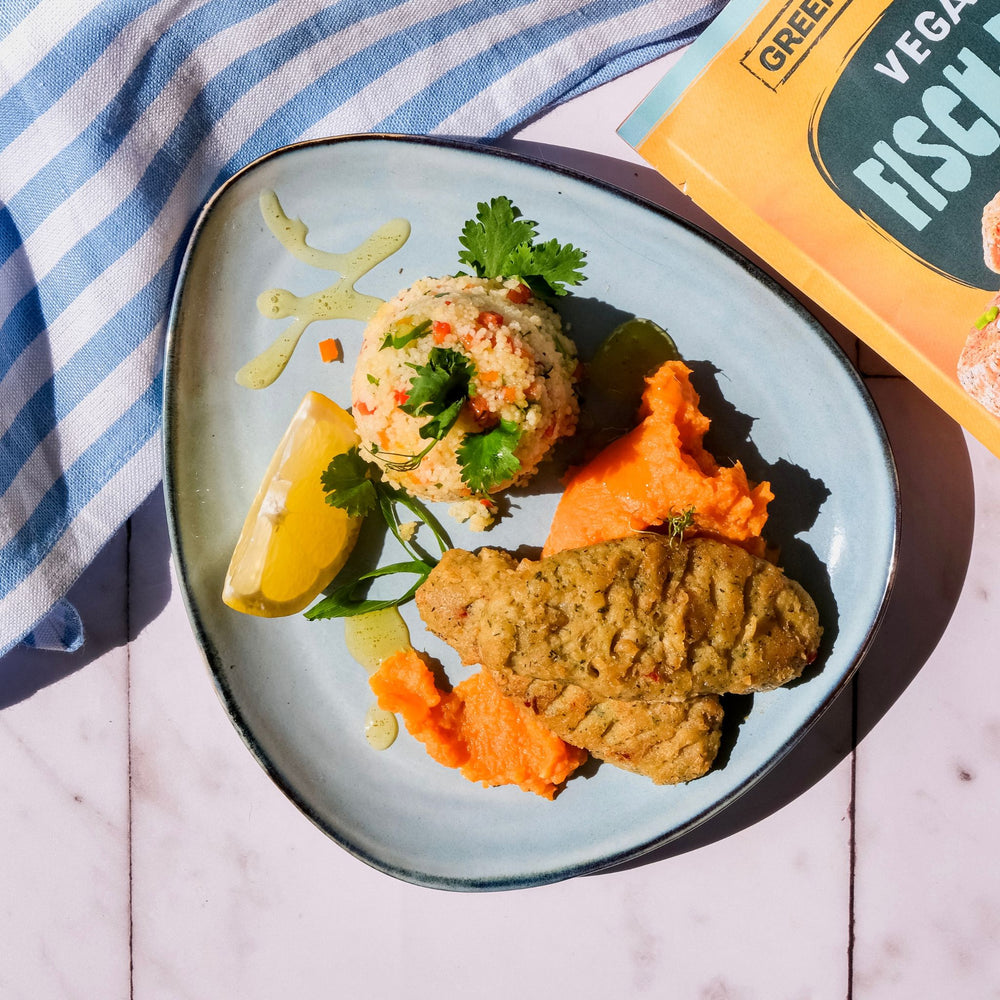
top-left (350, 276), bottom-right (580, 522)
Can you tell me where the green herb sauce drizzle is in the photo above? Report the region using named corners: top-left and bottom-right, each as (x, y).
top-left (236, 190), bottom-right (410, 389)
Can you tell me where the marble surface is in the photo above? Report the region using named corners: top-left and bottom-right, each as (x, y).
top-left (3, 54), bottom-right (1000, 999)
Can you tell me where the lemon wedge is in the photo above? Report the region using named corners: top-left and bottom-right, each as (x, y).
top-left (223, 390), bottom-right (362, 617)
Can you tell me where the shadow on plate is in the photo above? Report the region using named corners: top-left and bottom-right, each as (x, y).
top-left (594, 375), bottom-right (974, 875)
top-left (0, 487), bottom-right (173, 708)
top-left (492, 138), bottom-right (760, 261)
top-left (491, 139), bottom-right (862, 363)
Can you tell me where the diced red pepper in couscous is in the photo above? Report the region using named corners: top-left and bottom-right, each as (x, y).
top-left (506, 283), bottom-right (532, 304)
top-left (348, 276), bottom-right (580, 512)
top-left (476, 311), bottom-right (503, 329)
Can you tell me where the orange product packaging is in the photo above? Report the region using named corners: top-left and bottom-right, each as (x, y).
top-left (618, 0), bottom-right (1000, 458)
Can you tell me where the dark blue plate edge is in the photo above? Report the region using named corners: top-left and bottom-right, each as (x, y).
top-left (162, 132), bottom-right (901, 893)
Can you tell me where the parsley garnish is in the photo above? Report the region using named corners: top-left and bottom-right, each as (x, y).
top-left (320, 449), bottom-right (378, 517)
top-left (306, 447), bottom-right (451, 619)
top-left (306, 560), bottom-right (434, 618)
top-left (395, 351), bottom-right (525, 491)
top-left (400, 347), bottom-right (474, 442)
top-left (366, 349), bottom-right (475, 473)
top-left (457, 419), bottom-right (523, 493)
top-left (458, 196), bottom-right (586, 298)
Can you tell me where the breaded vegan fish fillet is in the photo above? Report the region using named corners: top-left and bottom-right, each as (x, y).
top-left (415, 534), bottom-right (821, 784)
top-left (418, 535), bottom-right (822, 703)
top-left (490, 671), bottom-right (725, 785)
top-left (415, 543), bottom-right (728, 783)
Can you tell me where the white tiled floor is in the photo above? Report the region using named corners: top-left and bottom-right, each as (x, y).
top-left (4, 55), bottom-right (1000, 999)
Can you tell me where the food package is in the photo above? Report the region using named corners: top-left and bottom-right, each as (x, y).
top-left (618, 0), bottom-right (1000, 456)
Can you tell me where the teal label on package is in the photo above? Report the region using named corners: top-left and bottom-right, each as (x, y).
top-left (813, 3), bottom-right (1000, 289)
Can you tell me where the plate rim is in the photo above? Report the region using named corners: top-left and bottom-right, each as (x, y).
top-left (162, 132), bottom-right (901, 891)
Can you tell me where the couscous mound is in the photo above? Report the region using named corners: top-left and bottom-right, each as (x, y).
top-left (350, 275), bottom-right (579, 527)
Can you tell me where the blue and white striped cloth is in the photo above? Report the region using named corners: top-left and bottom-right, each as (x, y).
top-left (0, 0), bottom-right (725, 657)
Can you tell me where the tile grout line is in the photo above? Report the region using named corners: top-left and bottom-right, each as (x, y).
top-left (125, 516), bottom-right (135, 1000)
top-left (846, 675), bottom-right (858, 1000)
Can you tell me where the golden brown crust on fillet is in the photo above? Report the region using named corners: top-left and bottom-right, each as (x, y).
top-left (415, 533), bottom-right (822, 785)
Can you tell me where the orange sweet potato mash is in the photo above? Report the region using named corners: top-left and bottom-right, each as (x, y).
top-left (370, 647), bottom-right (587, 799)
top-left (543, 360), bottom-right (772, 556)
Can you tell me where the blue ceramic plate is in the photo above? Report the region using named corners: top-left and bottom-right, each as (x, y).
top-left (164, 135), bottom-right (898, 891)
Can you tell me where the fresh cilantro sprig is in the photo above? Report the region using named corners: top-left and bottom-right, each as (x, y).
top-left (391, 347), bottom-right (526, 492)
top-left (401, 347), bottom-right (474, 442)
top-left (458, 196), bottom-right (586, 298)
top-left (458, 197), bottom-right (538, 278)
top-left (363, 349), bottom-right (475, 474)
top-left (306, 560), bottom-right (434, 618)
top-left (305, 447), bottom-right (451, 619)
top-left (457, 419), bottom-right (523, 493)
top-left (319, 448), bottom-right (377, 517)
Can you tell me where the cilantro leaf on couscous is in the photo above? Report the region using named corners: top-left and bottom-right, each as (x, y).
top-left (457, 418), bottom-right (523, 494)
top-left (350, 275), bottom-right (580, 528)
top-left (401, 347), bottom-right (475, 442)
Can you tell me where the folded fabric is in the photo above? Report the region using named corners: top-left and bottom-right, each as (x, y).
top-left (0, 0), bottom-right (726, 657)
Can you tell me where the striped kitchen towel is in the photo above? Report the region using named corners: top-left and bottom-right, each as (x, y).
top-left (0, 0), bottom-right (726, 657)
